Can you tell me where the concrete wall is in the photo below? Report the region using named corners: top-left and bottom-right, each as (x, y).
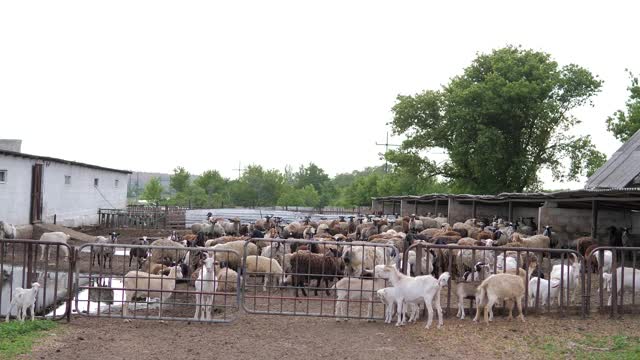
top-left (0, 155), bottom-right (34, 225)
top-left (538, 202), bottom-right (633, 246)
top-left (0, 154), bottom-right (129, 227)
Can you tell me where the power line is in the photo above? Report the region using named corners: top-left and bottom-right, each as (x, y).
top-left (376, 132), bottom-right (400, 173)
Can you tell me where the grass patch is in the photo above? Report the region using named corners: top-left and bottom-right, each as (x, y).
top-left (536, 334), bottom-right (640, 359)
top-left (0, 320), bottom-right (57, 359)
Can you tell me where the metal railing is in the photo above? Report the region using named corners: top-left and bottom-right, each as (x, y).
top-left (1, 239), bottom-right (74, 322)
top-left (75, 243), bottom-right (239, 323)
top-left (240, 238), bottom-right (397, 321)
top-left (586, 246), bottom-right (640, 317)
top-left (402, 243), bottom-right (587, 319)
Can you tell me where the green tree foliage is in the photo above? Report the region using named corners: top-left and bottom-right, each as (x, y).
top-left (606, 69), bottom-right (640, 142)
top-left (295, 163), bottom-right (330, 192)
top-left (170, 167), bottom-right (191, 193)
top-left (141, 177), bottom-right (164, 205)
top-left (231, 165), bottom-right (286, 207)
top-left (389, 46), bottom-right (605, 193)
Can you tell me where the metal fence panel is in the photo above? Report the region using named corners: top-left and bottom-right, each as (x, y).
top-left (1, 239), bottom-right (74, 322)
top-left (402, 243), bottom-right (587, 319)
top-left (586, 246), bottom-right (640, 318)
top-left (75, 243), bottom-right (239, 323)
top-left (241, 239), bottom-right (398, 321)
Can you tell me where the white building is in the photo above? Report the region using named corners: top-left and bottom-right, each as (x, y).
top-left (0, 142), bottom-right (130, 227)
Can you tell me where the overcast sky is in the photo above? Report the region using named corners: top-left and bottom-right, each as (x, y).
top-left (1, 1), bottom-right (638, 190)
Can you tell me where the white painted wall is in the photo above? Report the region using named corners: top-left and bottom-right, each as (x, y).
top-left (0, 155), bottom-right (34, 225)
top-left (0, 154), bottom-right (129, 227)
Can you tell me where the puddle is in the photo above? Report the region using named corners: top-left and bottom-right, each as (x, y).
top-left (1, 265), bottom-right (74, 319)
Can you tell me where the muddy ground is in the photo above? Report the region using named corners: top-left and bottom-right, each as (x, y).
top-left (22, 312), bottom-right (640, 360)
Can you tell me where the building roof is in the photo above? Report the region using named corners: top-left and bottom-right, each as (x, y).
top-left (0, 149), bottom-right (132, 174)
top-left (586, 129), bottom-right (640, 189)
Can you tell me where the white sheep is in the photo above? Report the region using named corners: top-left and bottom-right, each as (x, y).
top-left (0, 221), bottom-right (17, 252)
top-left (5, 282), bottom-right (41, 322)
top-left (342, 243), bottom-right (392, 277)
top-left (122, 265), bottom-right (183, 319)
top-left (194, 255), bottom-right (218, 321)
top-left (473, 273), bottom-right (526, 324)
top-left (244, 255), bottom-right (284, 292)
top-left (216, 267), bottom-right (239, 292)
top-left (39, 232), bottom-right (71, 262)
top-left (210, 240), bottom-right (258, 270)
top-left (376, 264), bottom-right (450, 329)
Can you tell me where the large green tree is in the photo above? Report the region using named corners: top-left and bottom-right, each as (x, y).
top-left (170, 166), bottom-right (191, 193)
top-left (141, 177), bottom-right (164, 205)
top-left (606, 69), bottom-right (640, 142)
top-left (295, 163), bottom-right (330, 193)
top-left (389, 46), bottom-right (605, 193)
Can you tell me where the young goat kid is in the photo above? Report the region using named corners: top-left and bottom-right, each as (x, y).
top-left (194, 254), bottom-right (218, 321)
top-left (5, 282), bottom-right (41, 322)
top-left (473, 273), bottom-right (525, 324)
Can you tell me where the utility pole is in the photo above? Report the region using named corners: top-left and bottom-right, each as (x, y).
top-left (233, 161), bottom-right (246, 179)
top-left (376, 132), bottom-right (400, 173)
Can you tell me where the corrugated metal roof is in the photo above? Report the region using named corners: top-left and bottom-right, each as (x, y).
top-left (0, 149), bottom-right (132, 174)
top-left (586, 129), bottom-right (640, 189)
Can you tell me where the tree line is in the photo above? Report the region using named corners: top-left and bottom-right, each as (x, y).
top-left (138, 45), bottom-right (639, 207)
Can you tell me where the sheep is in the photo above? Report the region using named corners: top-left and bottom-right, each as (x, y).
top-left (221, 218), bottom-right (241, 236)
top-left (122, 265), bottom-right (183, 319)
top-left (39, 232), bottom-right (71, 262)
top-left (510, 233), bottom-right (551, 250)
top-left (149, 238), bottom-right (188, 265)
top-left (216, 267), bottom-right (239, 292)
top-left (129, 237), bottom-right (150, 269)
top-left (456, 242), bottom-right (495, 276)
top-left (604, 267), bottom-right (640, 306)
top-left (376, 287), bottom-right (420, 324)
top-left (194, 254), bottom-right (218, 321)
top-left (288, 249), bottom-right (344, 297)
top-left (244, 255), bottom-right (284, 292)
top-left (473, 273), bottom-right (526, 324)
top-left (0, 220), bottom-right (17, 253)
top-left (528, 277), bottom-right (560, 307)
top-left (92, 232), bottom-right (119, 269)
top-left (341, 244), bottom-right (393, 277)
top-left (210, 240), bottom-right (258, 271)
top-left (376, 264), bottom-right (450, 329)
top-left (332, 276), bottom-right (387, 322)
top-left (5, 282), bottom-right (41, 322)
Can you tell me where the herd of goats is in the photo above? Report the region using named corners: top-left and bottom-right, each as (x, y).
top-left (1, 214), bottom-right (638, 328)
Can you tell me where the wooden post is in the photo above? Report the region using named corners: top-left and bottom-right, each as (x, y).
top-left (381, 201), bottom-right (385, 215)
top-left (434, 199), bottom-right (439, 216)
top-left (414, 201), bottom-right (418, 216)
top-left (508, 201), bottom-right (513, 222)
top-left (591, 200), bottom-right (599, 239)
top-left (472, 200), bottom-right (477, 219)
top-left (164, 205), bottom-right (168, 229)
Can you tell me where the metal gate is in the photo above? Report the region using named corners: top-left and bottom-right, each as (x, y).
top-left (75, 243), bottom-right (240, 323)
top-left (402, 243), bottom-right (587, 319)
top-left (586, 246), bottom-right (640, 317)
top-left (1, 238), bottom-right (74, 321)
top-left (241, 238), bottom-right (398, 321)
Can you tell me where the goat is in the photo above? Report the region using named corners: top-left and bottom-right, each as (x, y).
top-left (5, 282), bottom-right (41, 322)
top-left (129, 237), bottom-right (150, 269)
top-left (194, 254), bottom-right (218, 321)
top-left (604, 267), bottom-right (640, 306)
top-left (376, 264), bottom-right (450, 329)
top-left (39, 232), bottom-right (71, 262)
top-left (455, 262), bottom-right (491, 320)
top-left (473, 273), bottom-right (526, 324)
top-left (92, 232), bottom-right (119, 269)
top-left (549, 254), bottom-right (581, 305)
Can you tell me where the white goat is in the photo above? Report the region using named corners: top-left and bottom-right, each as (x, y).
top-left (39, 232), bottom-right (71, 262)
top-left (527, 277), bottom-right (560, 307)
top-left (194, 255), bottom-right (218, 321)
top-left (604, 267), bottom-right (640, 306)
top-left (6, 282), bottom-right (41, 322)
top-left (473, 273), bottom-right (526, 324)
top-left (549, 254), bottom-right (581, 305)
top-left (593, 249), bottom-right (613, 274)
top-left (332, 277), bottom-right (386, 322)
top-left (376, 265), bottom-right (450, 329)
top-left (376, 287), bottom-right (421, 324)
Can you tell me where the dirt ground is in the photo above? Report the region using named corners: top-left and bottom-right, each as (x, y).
top-left (21, 312), bottom-right (640, 360)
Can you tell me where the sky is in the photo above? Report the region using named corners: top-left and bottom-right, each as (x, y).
top-left (1, 1), bottom-right (638, 190)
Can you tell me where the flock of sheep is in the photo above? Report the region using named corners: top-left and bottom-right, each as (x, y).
top-left (1, 213), bottom-right (638, 327)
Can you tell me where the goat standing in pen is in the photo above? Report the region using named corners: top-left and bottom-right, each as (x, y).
top-left (6, 282), bottom-right (41, 322)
